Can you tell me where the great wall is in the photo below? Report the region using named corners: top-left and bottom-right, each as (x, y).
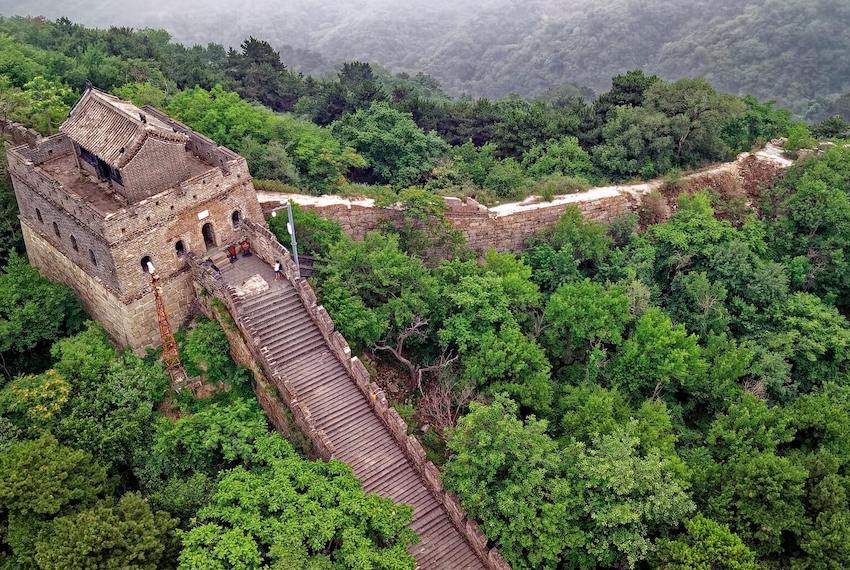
top-left (3, 98), bottom-right (503, 569)
top-left (258, 141), bottom-right (793, 252)
top-left (4, 97), bottom-right (800, 569)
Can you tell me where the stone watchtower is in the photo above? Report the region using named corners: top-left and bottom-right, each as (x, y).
top-left (7, 87), bottom-right (264, 351)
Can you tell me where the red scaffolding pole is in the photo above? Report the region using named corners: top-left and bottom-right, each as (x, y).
top-left (150, 270), bottom-right (187, 389)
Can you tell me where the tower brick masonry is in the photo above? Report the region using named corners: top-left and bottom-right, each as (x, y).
top-left (7, 87), bottom-right (264, 352)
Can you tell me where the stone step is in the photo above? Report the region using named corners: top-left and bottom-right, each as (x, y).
top-left (240, 290), bottom-right (302, 317)
top-left (251, 311), bottom-right (316, 341)
top-left (265, 333), bottom-right (325, 365)
top-left (285, 358), bottom-right (345, 387)
top-left (262, 326), bottom-right (323, 356)
top-left (205, 245), bottom-right (490, 570)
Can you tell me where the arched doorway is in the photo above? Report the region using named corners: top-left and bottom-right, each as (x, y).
top-left (231, 210), bottom-right (241, 226)
top-left (201, 222), bottom-right (216, 249)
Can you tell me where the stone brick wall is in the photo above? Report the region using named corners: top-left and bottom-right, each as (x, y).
top-left (9, 130), bottom-right (265, 352)
top-left (18, 192), bottom-right (120, 291)
top-left (264, 201), bottom-right (403, 239)
top-left (439, 192), bottom-right (639, 252)
top-left (22, 221), bottom-right (195, 349)
top-left (143, 106), bottom-right (242, 173)
top-left (0, 118), bottom-right (40, 147)
top-left (98, 160), bottom-right (257, 247)
top-left (263, 146), bottom-right (789, 254)
top-left (8, 141), bottom-right (110, 237)
top-left (110, 175), bottom-right (262, 304)
top-left (11, 133), bottom-right (72, 165)
top-left (10, 147), bottom-right (121, 290)
top-left (23, 221), bottom-right (126, 336)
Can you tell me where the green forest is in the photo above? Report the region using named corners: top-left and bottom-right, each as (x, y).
top-left (2, 14), bottom-right (850, 570)
top-left (5, 0), bottom-right (850, 119)
top-left (3, 16), bottom-right (844, 207)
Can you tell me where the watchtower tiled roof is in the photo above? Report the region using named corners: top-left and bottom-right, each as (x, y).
top-left (61, 87), bottom-right (188, 168)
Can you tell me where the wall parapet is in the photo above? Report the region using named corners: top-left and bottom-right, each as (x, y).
top-left (259, 141), bottom-right (791, 253)
top-left (7, 141), bottom-right (110, 238)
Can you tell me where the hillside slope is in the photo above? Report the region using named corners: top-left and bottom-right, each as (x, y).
top-left (3, 0), bottom-right (849, 116)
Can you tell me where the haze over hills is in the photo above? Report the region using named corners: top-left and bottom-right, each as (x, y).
top-left (2, 0), bottom-right (850, 118)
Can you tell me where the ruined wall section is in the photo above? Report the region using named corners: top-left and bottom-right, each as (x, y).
top-left (0, 118), bottom-right (41, 147)
top-left (440, 191), bottom-right (640, 252)
top-left (11, 133), bottom-right (72, 164)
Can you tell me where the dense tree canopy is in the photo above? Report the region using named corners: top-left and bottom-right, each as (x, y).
top-left (0, 255), bottom-right (85, 375)
top-left (0, 264), bottom-right (416, 568)
top-left (331, 102), bottom-right (447, 187)
top-left (179, 449), bottom-right (417, 569)
top-left (312, 147), bottom-right (850, 569)
top-left (0, 13), bottom-right (848, 570)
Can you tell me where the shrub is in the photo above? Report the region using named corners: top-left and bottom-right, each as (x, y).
top-left (663, 168), bottom-right (684, 189)
top-left (533, 175), bottom-right (591, 201)
top-left (785, 122), bottom-right (816, 153)
top-left (483, 158), bottom-right (528, 200)
top-left (607, 213), bottom-right (639, 247)
top-left (252, 179), bottom-right (302, 194)
top-left (638, 191), bottom-right (670, 226)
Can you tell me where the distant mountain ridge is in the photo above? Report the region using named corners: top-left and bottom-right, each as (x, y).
top-left (2, 0), bottom-right (849, 117)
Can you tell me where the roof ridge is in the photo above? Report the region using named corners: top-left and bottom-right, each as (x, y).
top-left (87, 88), bottom-right (145, 126)
top-left (62, 88), bottom-right (188, 168)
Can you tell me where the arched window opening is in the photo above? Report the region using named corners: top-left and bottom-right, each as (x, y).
top-left (231, 210), bottom-right (241, 226)
top-left (70, 235), bottom-right (78, 251)
top-left (140, 255), bottom-right (153, 273)
top-left (52, 222), bottom-right (60, 238)
top-left (89, 249), bottom-right (97, 266)
top-left (36, 208), bottom-right (43, 223)
top-left (175, 240), bottom-right (185, 257)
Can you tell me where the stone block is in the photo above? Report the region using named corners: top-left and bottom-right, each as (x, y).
top-left (423, 463), bottom-right (443, 494)
top-left (488, 549), bottom-right (512, 570)
top-left (405, 435), bottom-right (426, 466)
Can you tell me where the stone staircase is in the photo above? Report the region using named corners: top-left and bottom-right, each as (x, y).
top-left (234, 273), bottom-right (487, 568)
top-left (190, 222), bottom-right (507, 569)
